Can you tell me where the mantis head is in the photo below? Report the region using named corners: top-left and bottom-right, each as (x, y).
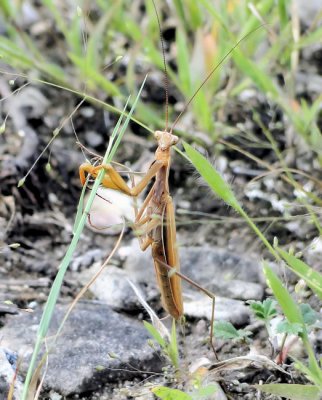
top-left (154, 130), bottom-right (179, 151)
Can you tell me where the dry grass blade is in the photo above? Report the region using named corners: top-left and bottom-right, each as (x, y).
top-left (127, 279), bottom-right (170, 340)
top-left (208, 354), bottom-right (289, 375)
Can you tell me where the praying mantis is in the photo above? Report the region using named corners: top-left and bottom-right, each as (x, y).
top-left (79, 1), bottom-right (262, 349)
top-left (80, 129), bottom-right (184, 319)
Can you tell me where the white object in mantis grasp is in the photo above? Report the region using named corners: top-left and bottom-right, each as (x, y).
top-left (84, 187), bottom-right (135, 235)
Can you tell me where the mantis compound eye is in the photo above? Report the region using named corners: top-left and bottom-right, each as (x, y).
top-left (172, 135), bottom-right (179, 145)
top-left (154, 131), bottom-right (162, 140)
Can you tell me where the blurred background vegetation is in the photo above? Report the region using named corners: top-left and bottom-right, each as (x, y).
top-left (1, 0), bottom-right (321, 163)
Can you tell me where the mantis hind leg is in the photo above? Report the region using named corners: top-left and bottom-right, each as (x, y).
top-left (155, 257), bottom-right (218, 359)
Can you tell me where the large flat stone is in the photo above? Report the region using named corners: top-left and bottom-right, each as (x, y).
top-left (0, 302), bottom-right (161, 396)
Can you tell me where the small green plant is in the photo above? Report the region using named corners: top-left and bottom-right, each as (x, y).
top-left (253, 383), bottom-right (322, 400)
top-left (249, 298), bottom-right (320, 365)
top-left (264, 264), bottom-right (322, 384)
top-left (144, 319), bottom-right (179, 370)
top-left (152, 384), bottom-right (218, 400)
top-left (152, 386), bottom-right (193, 400)
top-left (144, 318), bottom-right (219, 399)
top-left (214, 320), bottom-right (252, 342)
top-left (249, 298), bottom-right (278, 323)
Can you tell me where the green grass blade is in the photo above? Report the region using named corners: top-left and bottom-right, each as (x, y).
top-left (42, 0), bottom-right (68, 40)
top-left (263, 262), bottom-right (305, 327)
top-left (0, 36), bottom-right (35, 68)
top-left (294, 358), bottom-right (322, 389)
top-left (176, 28), bottom-right (191, 96)
top-left (143, 320), bottom-right (166, 348)
top-left (277, 0), bottom-right (289, 29)
top-left (192, 90), bottom-right (213, 132)
top-left (21, 77), bottom-right (147, 400)
top-left (168, 319), bottom-right (179, 369)
top-left (254, 383), bottom-right (321, 400)
top-left (66, 11), bottom-right (83, 57)
top-left (39, 62), bottom-right (66, 83)
top-left (298, 25), bottom-right (322, 48)
top-left (21, 101), bottom-right (127, 400)
top-left (172, 0), bottom-right (187, 28)
top-left (198, 0), bottom-right (228, 31)
top-left (107, 75), bottom-right (148, 162)
top-left (73, 176), bottom-right (88, 235)
top-left (152, 386), bottom-right (192, 400)
top-left (263, 262), bottom-right (322, 381)
top-left (276, 247), bottom-right (322, 300)
top-left (232, 49), bottom-right (279, 99)
top-left (239, 0), bottom-right (275, 38)
top-left (182, 142), bottom-right (241, 211)
top-left (68, 53), bottom-right (121, 96)
top-left (182, 142), bottom-right (277, 257)
top-left (185, 0), bottom-right (203, 29)
top-left (0, 0), bottom-right (15, 18)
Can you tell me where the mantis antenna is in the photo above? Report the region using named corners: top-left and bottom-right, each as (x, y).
top-left (151, 0), bottom-right (170, 132)
top-left (150, 0), bottom-right (265, 133)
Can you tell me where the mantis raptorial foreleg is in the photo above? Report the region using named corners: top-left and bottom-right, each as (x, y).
top-left (79, 161), bottom-right (163, 196)
top-left (80, 161), bottom-right (163, 243)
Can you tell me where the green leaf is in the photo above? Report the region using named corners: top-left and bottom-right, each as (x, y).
top-left (84, 8), bottom-right (115, 72)
top-left (176, 28), bottom-right (191, 96)
top-left (193, 384), bottom-right (217, 398)
top-left (68, 53), bottom-right (121, 96)
top-left (0, 36), bottom-right (35, 69)
top-left (183, 142), bottom-right (241, 212)
top-left (40, 62), bottom-right (66, 83)
top-left (254, 383), bottom-right (321, 400)
top-left (276, 247), bottom-right (322, 300)
top-left (276, 320), bottom-right (303, 335)
top-left (172, 0), bottom-right (186, 28)
top-left (185, 0), bottom-right (203, 30)
top-left (143, 320), bottom-right (166, 348)
top-left (192, 89), bottom-right (213, 132)
top-left (248, 298), bottom-right (278, 321)
top-left (214, 321), bottom-right (252, 340)
top-left (298, 25), bottom-right (322, 48)
top-left (0, 0), bottom-right (15, 18)
top-left (182, 143), bottom-right (277, 257)
top-left (263, 263), bottom-right (305, 328)
top-left (300, 304), bottom-right (319, 327)
top-left (167, 319), bottom-right (179, 369)
top-left (73, 178), bottom-right (88, 235)
top-left (294, 358), bottom-right (322, 388)
top-left (277, 0), bottom-right (288, 29)
top-left (232, 49), bottom-right (279, 99)
top-left (152, 386), bottom-right (192, 400)
top-left (263, 263), bottom-right (322, 383)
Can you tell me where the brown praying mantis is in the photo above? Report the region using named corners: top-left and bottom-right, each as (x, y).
top-left (80, 129), bottom-right (184, 319)
top-left (79, 1), bottom-right (262, 352)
